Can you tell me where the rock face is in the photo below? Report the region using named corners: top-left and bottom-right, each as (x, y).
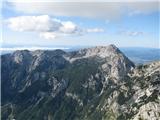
top-left (1, 45), bottom-right (159, 120)
top-left (67, 45), bottom-right (134, 80)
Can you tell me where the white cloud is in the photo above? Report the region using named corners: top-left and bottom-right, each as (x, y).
top-left (86, 28), bottom-right (104, 33)
top-left (6, 15), bottom-right (62, 32)
top-left (6, 15), bottom-right (104, 39)
top-left (39, 32), bottom-right (57, 39)
top-left (60, 21), bottom-right (78, 34)
top-left (127, 31), bottom-right (144, 36)
top-left (119, 30), bottom-right (144, 36)
top-left (5, 1), bottom-right (159, 20)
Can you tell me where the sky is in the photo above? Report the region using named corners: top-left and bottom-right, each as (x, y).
top-left (1, 0), bottom-right (160, 50)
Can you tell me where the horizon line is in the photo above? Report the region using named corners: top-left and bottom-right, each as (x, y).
top-left (0, 46), bottom-right (160, 51)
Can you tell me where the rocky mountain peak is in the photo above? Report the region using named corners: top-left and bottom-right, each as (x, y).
top-left (76, 44), bottom-right (121, 58)
top-left (93, 44), bottom-right (119, 53)
top-left (67, 45), bottom-right (134, 80)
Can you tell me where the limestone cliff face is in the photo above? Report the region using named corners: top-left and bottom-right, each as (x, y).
top-left (1, 45), bottom-right (159, 120)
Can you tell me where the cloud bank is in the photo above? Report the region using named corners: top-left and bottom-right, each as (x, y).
top-left (5, 1), bottom-right (159, 20)
top-left (6, 15), bottom-right (104, 39)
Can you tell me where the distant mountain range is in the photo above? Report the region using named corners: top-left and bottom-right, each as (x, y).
top-left (120, 47), bottom-right (160, 64)
top-left (1, 45), bottom-right (160, 120)
top-left (1, 46), bottom-right (160, 64)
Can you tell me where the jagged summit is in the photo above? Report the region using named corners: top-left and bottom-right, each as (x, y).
top-left (92, 44), bottom-right (119, 52)
top-left (68, 44), bottom-right (123, 60)
top-left (77, 44), bottom-right (121, 56)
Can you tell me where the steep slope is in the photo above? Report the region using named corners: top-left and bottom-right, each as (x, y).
top-left (1, 45), bottom-right (159, 120)
top-left (129, 62), bottom-right (160, 120)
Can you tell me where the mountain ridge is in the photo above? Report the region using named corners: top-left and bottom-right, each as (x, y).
top-left (1, 45), bottom-right (159, 120)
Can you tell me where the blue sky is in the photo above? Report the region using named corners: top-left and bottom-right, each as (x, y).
top-left (1, 0), bottom-right (160, 49)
